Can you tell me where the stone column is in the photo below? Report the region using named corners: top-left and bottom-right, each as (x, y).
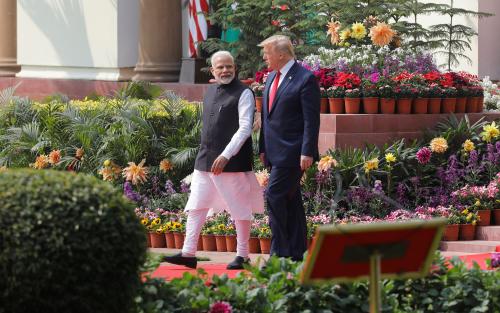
top-left (133, 0), bottom-right (182, 82)
top-left (0, 0), bottom-right (20, 76)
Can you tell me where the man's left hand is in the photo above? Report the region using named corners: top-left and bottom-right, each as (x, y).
top-left (300, 155), bottom-right (313, 171)
top-left (211, 155), bottom-right (229, 175)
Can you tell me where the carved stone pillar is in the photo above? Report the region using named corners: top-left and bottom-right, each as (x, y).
top-left (0, 0), bottom-right (20, 76)
top-left (133, 0), bottom-right (181, 82)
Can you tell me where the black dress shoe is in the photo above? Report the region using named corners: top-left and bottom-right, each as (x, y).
top-left (226, 256), bottom-right (250, 270)
top-left (163, 252), bottom-right (197, 269)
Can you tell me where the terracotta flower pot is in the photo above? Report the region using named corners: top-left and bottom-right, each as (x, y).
top-left (146, 232), bottom-right (152, 248)
top-left (455, 97), bottom-right (466, 113)
top-left (344, 97), bottom-right (360, 114)
top-left (477, 210), bottom-right (491, 226)
top-left (397, 98), bottom-right (412, 114)
top-left (466, 97), bottom-right (476, 113)
top-left (259, 237), bottom-right (271, 254)
top-left (150, 232), bottom-right (166, 248)
top-left (459, 224), bottom-right (476, 241)
top-left (255, 97), bottom-right (263, 112)
top-left (328, 98), bottom-right (344, 114)
top-left (493, 209), bottom-right (500, 225)
top-left (307, 238), bottom-right (312, 249)
top-left (202, 234), bottom-right (216, 251)
top-left (362, 97), bottom-right (379, 114)
top-left (173, 232), bottom-right (185, 249)
top-left (165, 231), bottom-right (175, 248)
top-left (320, 98), bottom-right (329, 113)
top-left (475, 97), bottom-right (484, 112)
top-left (215, 235), bottom-right (227, 252)
top-left (441, 98), bottom-right (456, 113)
top-left (428, 98), bottom-right (441, 114)
top-left (225, 235), bottom-right (237, 252)
top-left (248, 237), bottom-right (261, 254)
top-left (442, 224), bottom-right (459, 241)
top-left (380, 98), bottom-right (395, 114)
top-left (412, 98), bottom-right (428, 114)
top-left (197, 235), bottom-right (203, 251)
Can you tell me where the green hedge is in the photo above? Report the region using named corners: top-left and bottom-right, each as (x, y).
top-left (135, 254), bottom-right (499, 313)
top-left (0, 169), bottom-right (147, 313)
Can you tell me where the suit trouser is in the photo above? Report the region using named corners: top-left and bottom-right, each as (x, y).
top-left (266, 166), bottom-right (307, 260)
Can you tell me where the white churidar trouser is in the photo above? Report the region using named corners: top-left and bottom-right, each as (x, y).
top-left (181, 208), bottom-right (251, 258)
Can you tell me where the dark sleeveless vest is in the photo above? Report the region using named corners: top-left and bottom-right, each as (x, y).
top-left (194, 78), bottom-right (254, 172)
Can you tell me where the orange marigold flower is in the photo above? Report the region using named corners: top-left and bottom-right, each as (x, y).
top-left (159, 159), bottom-right (173, 173)
top-left (369, 22), bottom-right (395, 47)
top-left (98, 167), bottom-right (115, 181)
top-left (31, 155), bottom-right (49, 169)
top-left (123, 159), bottom-right (148, 185)
top-left (48, 150), bottom-right (61, 165)
top-left (327, 20), bottom-right (341, 45)
top-left (317, 155), bottom-right (338, 172)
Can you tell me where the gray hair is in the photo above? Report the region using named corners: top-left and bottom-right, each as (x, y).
top-left (210, 51), bottom-right (234, 65)
top-left (258, 35), bottom-right (295, 58)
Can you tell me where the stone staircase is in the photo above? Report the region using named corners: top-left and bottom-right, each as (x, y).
top-left (439, 225), bottom-right (500, 255)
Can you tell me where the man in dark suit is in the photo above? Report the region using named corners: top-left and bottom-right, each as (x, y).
top-left (258, 35), bottom-right (320, 261)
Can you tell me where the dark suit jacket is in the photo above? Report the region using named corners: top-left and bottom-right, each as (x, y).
top-left (259, 61), bottom-right (320, 167)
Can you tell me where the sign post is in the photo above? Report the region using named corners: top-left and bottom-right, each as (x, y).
top-left (300, 219), bottom-right (446, 313)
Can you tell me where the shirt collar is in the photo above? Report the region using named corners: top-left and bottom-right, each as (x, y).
top-left (278, 59), bottom-right (295, 77)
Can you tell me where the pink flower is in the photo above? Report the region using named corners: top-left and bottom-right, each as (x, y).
top-left (416, 147), bottom-right (432, 164)
top-left (209, 301), bottom-right (233, 313)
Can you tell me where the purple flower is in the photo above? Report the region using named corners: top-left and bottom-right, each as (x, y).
top-left (416, 147), bottom-right (432, 164)
top-left (164, 180), bottom-right (176, 195)
top-left (369, 72), bottom-right (380, 84)
top-left (373, 180), bottom-right (384, 194)
top-left (124, 181), bottom-right (142, 203)
top-left (180, 181), bottom-right (190, 194)
top-left (209, 301), bottom-right (233, 313)
top-left (492, 253), bottom-right (500, 268)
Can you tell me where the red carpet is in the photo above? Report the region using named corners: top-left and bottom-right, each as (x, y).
top-left (150, 264), bottom-right (244, 280)
top-left (446, 253), bottom-right (493, 270)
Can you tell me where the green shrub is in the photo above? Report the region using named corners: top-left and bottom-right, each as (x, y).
top-left (0, 169), bottom-right (147, 313)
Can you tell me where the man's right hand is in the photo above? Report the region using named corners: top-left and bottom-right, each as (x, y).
top-left (259, 153), bottom-right (265, 165)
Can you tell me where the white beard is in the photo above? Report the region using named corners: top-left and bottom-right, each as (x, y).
top-left (219, 75), bottom-right (235, 85)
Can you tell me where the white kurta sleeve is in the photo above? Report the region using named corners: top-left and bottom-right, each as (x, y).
top-left (220, 89), bottom-right (254, 160)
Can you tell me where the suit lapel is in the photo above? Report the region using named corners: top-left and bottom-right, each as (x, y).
top-left (269, 62), bottom-right (299, 116)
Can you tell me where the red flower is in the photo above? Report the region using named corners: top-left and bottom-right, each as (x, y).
top-left (271, 20), bottom-right (280, 26)
top-left (280, 4), bottom-right (289, 10)
top-left (254, 68), bottom-right (272, 84)
top-left (423, 71), bottom-right (440, 82)
top-left (333, 72), bottom-right (361, 88)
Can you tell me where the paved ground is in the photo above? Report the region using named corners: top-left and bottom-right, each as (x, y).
top-left (150, 248), bottom-right (270, 266)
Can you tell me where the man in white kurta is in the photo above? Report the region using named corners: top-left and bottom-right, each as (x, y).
top-left (164, 51), bottom-right (264, 270)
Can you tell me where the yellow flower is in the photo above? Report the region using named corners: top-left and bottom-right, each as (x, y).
top-left (123, 159), bottom-right (148, 185)
top-left (340, 29), bottom-right (351, 41)
top-left (327, 20), bottom-right (341, 45)
top-left (369, 22), bottom-right (395, 46)
top-left (466, 213), bottom-right (472, 221)
top-left (364, 158), bottom-right (379, 173)
top-left (480, 121), bottom-right (499, 143)
top-left (472, 220), bottom-right (477, 226)
top-left (103, 159), bottom-right (111, 167)
top-left (159, 159), bottom-right (173, 173)
top-left (141, 218), bottom-right (148, 225)
top-left (474, 200), bottom-right (481, 207)
top-left (48, 150), bottom-right (61, 165)
top-left (30, 155), bottom-right (49, 169)
top-left (351, 22), bottom-right (367, 40)
top-left (461, 208), bottom-right (469, 215)
top-left (430, 137), bottom-right (448, 154)
top-left (217, 224), bottom-right (226, 231)
top-left (462, 139), bottom-right (475, 152)
top-left (317, 155), bottom-right (338, 172)
top-left (151, 218), bottom-right (161, 226)
top-left (385, 153), bottom-right (396, 163)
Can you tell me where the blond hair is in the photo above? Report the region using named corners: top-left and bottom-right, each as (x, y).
top-left (258, 35), bottom-right (295, 58)
top-left (210, 51), bottom-right (234, 66)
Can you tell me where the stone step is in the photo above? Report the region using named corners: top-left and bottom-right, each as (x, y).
top-left (475, 225), bottom-right (500, 241)
top-left (439, 240), bottom-right (500, 253)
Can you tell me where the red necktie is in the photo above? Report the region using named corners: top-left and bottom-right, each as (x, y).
top-left (268, 71), bottom-right (281, 111)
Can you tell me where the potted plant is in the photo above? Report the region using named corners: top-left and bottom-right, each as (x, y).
top-left (443, 211), bottom-right (461, 241)
top-left (149, 217), bottom-right (167, 248)
top-left (427, 83), bottom-right (443, 114)
top-left (320, 87), bottom-right (329, 113)
top-left (393, 84), bottom-right (414, 114)
top-left (413, 85), bottom-right (429, 114)
top-left (344, 88), bottom-right (361, 114)
top-left (171, 220), bottom-right (186, 249)
top-left (258, 226), bottom-right (272, 254)
top-left (458, 208), bottom-right (478, 240)
top-left (361, 78), bottom-right (379, 114)
top-left (442, 86), bottom-right (458, 113)
top-left (213, 223), bottom-right (227, 252)
top-left (327, 86), bottom-right (345, 114)
top-left (251, 83), bottom-right (265, 112)
top-left (249, 220), bottom-right (261, 253)
top-left (163, 220), bottom-right (176, 248)
top-left (225, 222), bottom-right (237, 252)
top-left (377, 82), bottom-right (395, 114)
top-left (455, 85), bottom-right (468, 113)
top-left (201, 220), bottom-right (217, 251)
